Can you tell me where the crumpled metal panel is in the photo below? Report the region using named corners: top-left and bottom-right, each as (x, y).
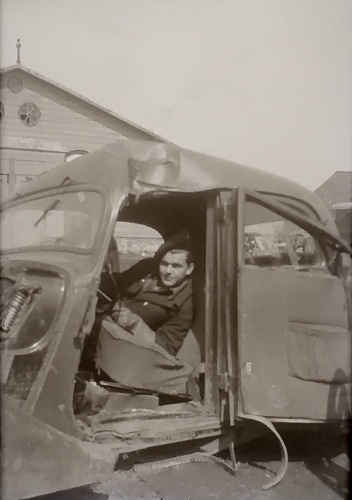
top-left (7, 139), bottom-right (334, 232)
top-left (2, 400), bottom-right (115, 500)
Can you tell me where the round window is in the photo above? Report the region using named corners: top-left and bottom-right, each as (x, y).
top-left (0, 102), bottom-right (4, 121)
top-left (7, 76), bottom-right (24, 94)
top-left (18, 102), bottom-right (41, 127)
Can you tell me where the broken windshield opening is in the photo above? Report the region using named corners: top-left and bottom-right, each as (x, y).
top-left (33, 199), bottom-right (61, 227)
top-left (243, 194), bottom-right (351, 276)
top-left (1, 191), bottom-right (105, 252)
top-left (246, 191), bottom-right (352, 256)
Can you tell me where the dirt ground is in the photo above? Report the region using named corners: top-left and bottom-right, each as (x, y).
top-left (38, 429), bottom-right (350, 500)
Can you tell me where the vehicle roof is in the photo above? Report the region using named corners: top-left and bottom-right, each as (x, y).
top-left (332, 202), bottom-right (352, 210)
top-left (8, 139), bottom-right (334, 228)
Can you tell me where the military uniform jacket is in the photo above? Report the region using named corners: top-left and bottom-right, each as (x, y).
top-left (116, 259), bottom-right (193, 356)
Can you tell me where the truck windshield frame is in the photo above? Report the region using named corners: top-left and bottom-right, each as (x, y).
top-left (0, 187), bottom-right (106, 255)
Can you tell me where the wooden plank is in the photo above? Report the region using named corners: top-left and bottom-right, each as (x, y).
top-left (0, 151), bottom-right (63, 176)
top-left (1, 86), bottom-right (125, 151)
top-left (1, 82), bottom-right (153, 141)
top-left (94, 413), bottom-right (223, 453)
top-left (1, 148), bottom-right (63, 162)
top-left (8, 158), bottom-right (15, 195)
top-left (1, 124), bottom-right (119, 142)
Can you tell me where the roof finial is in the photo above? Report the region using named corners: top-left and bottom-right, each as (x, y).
top-left (16, 38), bottom-right (21, 65)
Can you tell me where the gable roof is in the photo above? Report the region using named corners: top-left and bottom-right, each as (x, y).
top-left (0, 64), bottom-right (165, 142)
top-left (315, 171), bottom-right (352, 207)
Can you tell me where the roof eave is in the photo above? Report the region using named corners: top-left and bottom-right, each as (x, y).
top-left (0, 64), bottom-right (164, 141)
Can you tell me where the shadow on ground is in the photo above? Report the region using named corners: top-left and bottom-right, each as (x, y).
top-left (222, 428), bottom-right (350, 499)
top-left (34, 429), bottom-right (350, 500)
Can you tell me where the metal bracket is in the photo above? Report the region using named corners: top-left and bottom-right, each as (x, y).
top-left (218, 372), bottom-right (236, 392)
top-left (214, 206), bottom-right (225, 223)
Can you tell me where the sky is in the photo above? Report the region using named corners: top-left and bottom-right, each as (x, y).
top-left (1, 0), bottom-right (351, 190)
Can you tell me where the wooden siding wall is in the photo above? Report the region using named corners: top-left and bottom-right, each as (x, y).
top-left (0, 70), bottom-right (155, 199)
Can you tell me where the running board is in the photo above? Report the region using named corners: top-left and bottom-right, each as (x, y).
top-left (90, 408), bottom-right (288, 489)
top-left (91, 410), bottom-right (223, 453)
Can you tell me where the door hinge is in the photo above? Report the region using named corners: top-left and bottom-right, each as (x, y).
top-left (215, 206), bottom-right (225, 223)
top-left (218, 372), bottom-right (236, 392)
top-left (215, 202), bottom-right (234, 223)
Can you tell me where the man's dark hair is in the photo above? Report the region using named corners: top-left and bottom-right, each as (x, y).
top-left (154, 230), bottom-right (194, 265)
top-left (167, 247), bottom-right (194, 265)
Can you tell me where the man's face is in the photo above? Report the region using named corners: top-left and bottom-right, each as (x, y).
top-left (158, 250), bottom-right (194, 288)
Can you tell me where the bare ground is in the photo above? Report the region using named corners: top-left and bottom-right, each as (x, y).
top-left (37, 429), bottom-right (350, 500)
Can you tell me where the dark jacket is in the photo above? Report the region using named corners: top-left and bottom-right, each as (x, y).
top-left (101, 232), bottom-right (194, 355)
top-left (110, 242), bottom-right (193, 356)
top-left (121, 275), bottom-right (193, 356)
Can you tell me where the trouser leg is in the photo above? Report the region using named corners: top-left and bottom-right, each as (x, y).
top-left (129, 316), bottom-right (156, 343)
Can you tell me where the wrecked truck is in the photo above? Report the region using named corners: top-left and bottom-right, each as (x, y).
top-left (1, 140), bottom-right (351, 499)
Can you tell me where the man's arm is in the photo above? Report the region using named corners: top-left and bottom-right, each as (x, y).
top-left (114, 258), bottom-right (154, 294)
top-left (154, 298), bottom-right (193, 356)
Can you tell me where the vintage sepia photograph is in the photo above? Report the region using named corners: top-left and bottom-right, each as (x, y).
top-left (0, 1), bottom-right (351, 499)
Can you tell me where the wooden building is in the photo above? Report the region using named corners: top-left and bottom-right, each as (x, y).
top-left (315, 170), bottom-right (352, 208)
top-left (315, 171), bottom-right (352, 243)
top-left (0, 58), bottom-right (159, 200)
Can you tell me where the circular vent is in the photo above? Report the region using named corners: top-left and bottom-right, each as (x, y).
top-left (7, 76), bottom-right (23, 94)
top-left (18, 102), bottom-right (41, 127)
top-left (0, 102), bottom-right (4, 121)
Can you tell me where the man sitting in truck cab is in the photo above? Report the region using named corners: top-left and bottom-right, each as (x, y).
top-left (103, 232), bottom-right (195, 356)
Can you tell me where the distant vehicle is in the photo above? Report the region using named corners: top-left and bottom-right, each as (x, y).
top-left (1, 140), bottom-right (351, 499)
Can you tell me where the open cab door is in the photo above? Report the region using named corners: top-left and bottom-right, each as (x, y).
top-left (219, 188), bottom-right (352, 488)
top-left (230, 189), bottom-right (352, 423)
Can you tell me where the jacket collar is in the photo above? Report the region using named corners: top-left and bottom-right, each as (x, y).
top-left (143, 274), bottom-right (191, 297)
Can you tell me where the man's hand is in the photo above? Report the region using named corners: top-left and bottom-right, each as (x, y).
top-left (111, 301), bottom-right (139, 331)
top-left (110, 301), bottom-right (156, 343)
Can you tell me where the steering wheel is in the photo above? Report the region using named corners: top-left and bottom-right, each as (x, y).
top-left (99, 238), bottom-right (120, 305)
top-left (105, 238), bottom-right (120, 273)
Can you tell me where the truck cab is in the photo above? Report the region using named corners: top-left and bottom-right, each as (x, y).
top-left (1, 140), bottom-right (351, 499)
